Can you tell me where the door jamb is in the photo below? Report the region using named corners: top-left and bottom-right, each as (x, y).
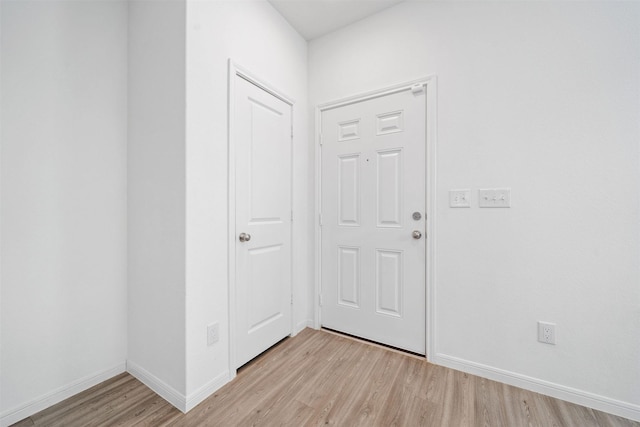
top-left (314, 76), bottom-right (438, 361)
top-left (228, 60), bottom-right (295, 378)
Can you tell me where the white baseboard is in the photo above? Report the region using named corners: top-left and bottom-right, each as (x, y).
top-left (126, 360), bottom-right (187, 413)
top-left (126, 361), bottom-right (231, 414)
top-left (433, 353), bottom-right (640, 423)
top-left (295, 319), bottom-right (314, 335)
top-left (184, 371), bottom-right (231, 412)
top-left (0, 362), bottom-right (126, 427)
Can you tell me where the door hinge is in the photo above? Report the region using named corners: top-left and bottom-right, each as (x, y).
top-left (291, 126), bottom-right (294, 138)
top-left (291, 295), bottom-right (294, 305)
top-left (319, 133), bottom-right (323, 146)
top-left (291, 210), bottom-right (293, 221)
top-left (319, 213), bottom-right (323, 226)
top-left (319, 294), bottom-right (322, 307)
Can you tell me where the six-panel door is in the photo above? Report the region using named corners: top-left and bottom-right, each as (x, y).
top-left (321, 88), bottom-right (426, 354)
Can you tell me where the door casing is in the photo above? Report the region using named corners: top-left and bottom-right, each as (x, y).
top-left (228, 60), bottom-right (295, 377)
top-left (314, 76), bottom-right (438, 361)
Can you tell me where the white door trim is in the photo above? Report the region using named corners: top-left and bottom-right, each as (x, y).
top-left (227, 60), bottom-right (295, 377)
top-left (314, 76), bottom-right (438, 361)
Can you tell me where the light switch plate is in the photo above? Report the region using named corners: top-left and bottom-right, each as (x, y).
top-left (449, 189), bottom-right (471, 208)
top-left (479, 188), bottom-right (511, 208)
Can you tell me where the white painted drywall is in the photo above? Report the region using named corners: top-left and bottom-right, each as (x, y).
top-left (184, 0), bottom-right (310, 400)
top-left (0, 0), bottom-right (128, 421)
top-left (127, 0), bottom-right (187, 398)
top-left (309, 1), bottom-right (640, 418)
top-left (126, 0), bottom-right (310, 408)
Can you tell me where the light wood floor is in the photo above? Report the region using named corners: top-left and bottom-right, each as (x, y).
top-left (13, 328), bottom-right (639, 427)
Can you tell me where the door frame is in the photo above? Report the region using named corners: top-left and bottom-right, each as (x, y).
top-left (227, 60), bottom-right (295, 376)
top-left (314, 76), bottom-right (438, 361)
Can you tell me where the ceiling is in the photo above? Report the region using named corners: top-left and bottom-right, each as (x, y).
top-left (268, 0), bottom-right (405, 41)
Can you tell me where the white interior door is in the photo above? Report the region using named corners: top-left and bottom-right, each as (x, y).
top-left (234, 74), bottom-right (292, 368)
top-left (321, 87), bottom-right (426, 354)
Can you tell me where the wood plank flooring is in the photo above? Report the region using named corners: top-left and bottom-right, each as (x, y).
top-left (12, 328), bottom-right (639, 426)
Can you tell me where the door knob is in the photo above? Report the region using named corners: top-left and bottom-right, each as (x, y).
top-left (239, 232), bottom-right (251, 242)
top-left (412, 230), bottom-right (422, 240)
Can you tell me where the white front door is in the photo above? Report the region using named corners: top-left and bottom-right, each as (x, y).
top-left (321, 87), bottom-right (426, 354)
top-left (234, 75), bottom-right (292, 368)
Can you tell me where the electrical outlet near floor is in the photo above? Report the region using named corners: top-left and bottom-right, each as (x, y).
top-left (537, 321), bottom-right (556, 345)
top-left (207, 323), bottom-right (219, 346)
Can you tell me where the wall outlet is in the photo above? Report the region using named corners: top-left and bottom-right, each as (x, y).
top-left (207, 323), bottom-right (219, 346)
top-left (537, 321), bottom-right (556, 345)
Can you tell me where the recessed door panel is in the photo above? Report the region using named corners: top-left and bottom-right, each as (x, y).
top-left (376, 110), bottom-right (404, 136)
top-left (338, 154), bottom-right (360, 226)
top-left (249, 99), bottom-right (285, 224)
top-left (376, 249), bottom-right (403, 317)
top-left (377, 149), bottom-right (402, 228)
top-left (338, 246), bottom-right (360, 308)
top-left (248, 244), bottom-right (284, 332)
top-left (338, 119), bottom-right (360, 142)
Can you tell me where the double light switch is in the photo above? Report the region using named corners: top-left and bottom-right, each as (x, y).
top-left (449, 189), bottom-right (471, 208)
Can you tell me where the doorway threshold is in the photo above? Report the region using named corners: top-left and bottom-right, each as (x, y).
top-left (320, 327), bottom-right (425, 360)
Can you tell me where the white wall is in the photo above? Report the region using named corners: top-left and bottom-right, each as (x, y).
top-left (126, 0), bottom-right (309, 410)
top-left (127, 0), bottom-right (187, 400)
top-left (9, 0), bottom-right (634, 422)
top-left (184, 0), bottom-right (309, 403)
top-left (0, 1), bottom-right (128, 424)
top-left (309, 1), bottom-right (640, 420)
